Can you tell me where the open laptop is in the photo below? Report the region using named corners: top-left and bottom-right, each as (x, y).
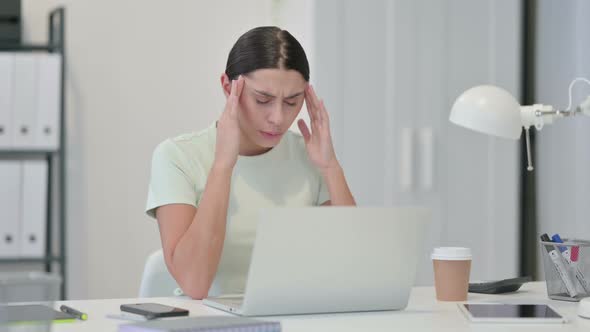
top-left (203, 207), bottom-right (430, 316)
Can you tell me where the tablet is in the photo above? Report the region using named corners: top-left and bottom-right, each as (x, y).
top-left (459, 304), bottom-right (567, 324)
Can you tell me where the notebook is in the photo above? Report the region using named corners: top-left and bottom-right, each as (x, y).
top-left (118, 316), bottom-right (281, 332)
top-left (0, 304), bottom-right (76, 324)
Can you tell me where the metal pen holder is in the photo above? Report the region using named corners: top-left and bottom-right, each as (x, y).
top-left (540, 238), bottom-right (590, 302)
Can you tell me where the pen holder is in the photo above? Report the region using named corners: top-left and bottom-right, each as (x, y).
top-left (540, 238), bottom-right (590, 302)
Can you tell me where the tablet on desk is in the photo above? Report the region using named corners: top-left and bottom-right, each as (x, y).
top-left (459, 304), bottom-right (567, 324)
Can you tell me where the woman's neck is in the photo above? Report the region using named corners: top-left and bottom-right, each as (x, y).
top-left (238, 130), bottom-right (272, 156)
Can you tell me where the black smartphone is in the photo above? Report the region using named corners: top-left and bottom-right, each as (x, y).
top-left (120, 303), bottom-right (189, 319)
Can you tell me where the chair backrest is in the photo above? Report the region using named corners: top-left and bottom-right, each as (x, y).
top-left (138, 249), bottom-right (180, 297)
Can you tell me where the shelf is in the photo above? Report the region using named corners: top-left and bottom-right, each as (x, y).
top-left (2, 6), bottom-right (68, 300)
top-left (0, 149), bottom-right (60, 155)
top-left (0, 43), bottom-right (58, 52)
top-left (0, 256), bottom-right (63, 264)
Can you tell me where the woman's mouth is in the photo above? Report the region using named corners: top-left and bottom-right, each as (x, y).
top-left (259, 130), bottom-right (282, 139)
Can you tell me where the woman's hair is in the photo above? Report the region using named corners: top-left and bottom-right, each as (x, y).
top-left (225, 26), bottom-right (310, 82)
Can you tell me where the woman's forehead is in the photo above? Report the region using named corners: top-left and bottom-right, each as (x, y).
top-left (244, 69), bottom-right (307, 95)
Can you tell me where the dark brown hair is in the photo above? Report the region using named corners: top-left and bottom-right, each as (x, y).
top-left (225, 26), bottom-right (310, 81)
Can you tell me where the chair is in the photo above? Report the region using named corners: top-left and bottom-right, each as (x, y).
top-left (138, 249), bottom-right (181, 297)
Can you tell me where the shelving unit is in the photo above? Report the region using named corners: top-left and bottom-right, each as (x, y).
top-left (0, 7), bottom-right (67, 300)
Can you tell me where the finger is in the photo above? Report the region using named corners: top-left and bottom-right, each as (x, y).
top-left (309, 85), bottom-right (323, 125)
top-left (297, 119), bottom-right (311, 143)
top-left (304, 87), bottom-right (316, 122)
top-left (305, 98), bottom-right (318, 136)
top-left (230, 77), bottom-right (245, 116)
top-left (319, 100), bottom-right (332, 139)
top-left (310, 115), bottom-right (318, 134)
top-left (236, 75), bottom-right (245, 97)
top-left (230, 79), bottom-right (236, 97)
top-left (227, 80), bottom-right (238, 115)
top-left (229, 96), bottom-right (238, 117)
top-left (317, 99), bottom-right (324, 127)
top-left (310, 91), bottom-right (323, 129)
top-left (308, 84), bottom-right (320, 110)
top-left (320, 99), bottom-right (329, 125)
top-left (307, 97), bottom-right (319, 134)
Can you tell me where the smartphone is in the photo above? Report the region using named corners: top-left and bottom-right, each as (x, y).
top-left (120, 303), bottom-right (189, 319)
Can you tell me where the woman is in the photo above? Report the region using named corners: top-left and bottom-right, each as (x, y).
top-left (146, 26), bottom-right (355, 300)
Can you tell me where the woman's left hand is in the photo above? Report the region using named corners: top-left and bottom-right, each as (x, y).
top-left (297, 84), bottom-right (339, 176)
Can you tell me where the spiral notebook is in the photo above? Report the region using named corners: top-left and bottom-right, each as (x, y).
top-left (118, 316), bottom-right (281, 332)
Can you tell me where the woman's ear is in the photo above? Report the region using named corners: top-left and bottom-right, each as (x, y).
top-left (220, 73), bottom-right (232, 98)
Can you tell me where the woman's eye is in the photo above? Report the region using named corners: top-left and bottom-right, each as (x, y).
top-left (255, 99), bottom-right (295, 106)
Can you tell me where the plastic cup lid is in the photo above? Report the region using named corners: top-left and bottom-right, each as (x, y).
top-left (431, 247), bottom-right (472, 260)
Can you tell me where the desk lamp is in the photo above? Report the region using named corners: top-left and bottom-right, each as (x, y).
top-left (449, 78), bottom-right (590, 171)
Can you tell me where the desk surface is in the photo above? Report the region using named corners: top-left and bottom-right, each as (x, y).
top-left (4, 282), bottom-right (590, 331)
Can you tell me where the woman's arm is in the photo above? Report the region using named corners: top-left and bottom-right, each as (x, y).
top-left (156, 165), bottom-right (233, 299)
top-left (298, 84), bottom-right (356, 206)
top-left (320, 163), bottom-right (356, 206)
top-left (155, 77), bottom-right (245, 299)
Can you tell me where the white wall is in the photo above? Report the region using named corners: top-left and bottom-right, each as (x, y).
top-left (314, 0), bottom-right (520, 285)
top-left (536, 0), bottom-right (590, 276)
top-left (22, 0), bottom-right (313, 300)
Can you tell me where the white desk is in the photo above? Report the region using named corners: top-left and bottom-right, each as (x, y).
top-left (5, 282), bottom-right (590, 331)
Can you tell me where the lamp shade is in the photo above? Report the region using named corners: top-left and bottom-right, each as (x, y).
top-left (449, 85), bottom-right (522, 139)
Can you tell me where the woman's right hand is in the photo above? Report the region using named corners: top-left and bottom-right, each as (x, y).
top-left (214, 76), bottom-right (244, 170)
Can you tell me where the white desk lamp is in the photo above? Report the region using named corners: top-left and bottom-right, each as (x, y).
top-left (449, 78), bottom-right (590, 171)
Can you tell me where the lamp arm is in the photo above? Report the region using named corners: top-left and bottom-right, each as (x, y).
top-left (517, 78), bottom-right (590, 172)
top-left (521, 94), bottom-right (590, 130)
top-left (535, 94), bottom-right (590, 118)
top-left (522, 77), bottom-right (590, 130)
top-left (520, 104), bottom-right (553, 131)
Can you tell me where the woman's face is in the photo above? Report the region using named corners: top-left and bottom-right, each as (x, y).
top-left (222, 68), bottom-right (307, 150)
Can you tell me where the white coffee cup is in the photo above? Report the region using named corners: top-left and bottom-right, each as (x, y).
top-left (432, 247), bottom-right (472, 301)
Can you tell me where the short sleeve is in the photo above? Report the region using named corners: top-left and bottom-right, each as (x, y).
top-left (317, 174), bottom-right (330, 205)
top-left (145, 139), bottom-right (200, 219)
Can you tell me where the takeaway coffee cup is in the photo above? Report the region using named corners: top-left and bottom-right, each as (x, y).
top-left (432, 247), bottom-right (472, 301)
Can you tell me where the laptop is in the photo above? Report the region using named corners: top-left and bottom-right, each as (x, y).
top-left (203, 207), bottom-right (430, 316)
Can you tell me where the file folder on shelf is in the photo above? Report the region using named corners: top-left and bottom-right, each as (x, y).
top-left (0, 160), bottom-right (22, 258)
top-left (35, 54), bottom-right (61, 150)
top-left (12, 53), bottom-right (38, 149)
top-left (19, 159), bottom-right (48, 258)
top-left (0, 53), bottom-right (14, 148)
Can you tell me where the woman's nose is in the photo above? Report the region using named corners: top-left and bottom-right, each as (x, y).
top-left (267, 105), bottom-right (283, 125)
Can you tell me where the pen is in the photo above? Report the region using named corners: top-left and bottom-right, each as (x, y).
top-left (551, 234), bottom-right (571, 262)
top-left (540, 234), bottom-right (578, 297)
top-left (552, 234), bottom-right (589, 293)
top-left (570, 245), bottom-right (590, 293)
top-left (60, 305), bottom-right (88, 320)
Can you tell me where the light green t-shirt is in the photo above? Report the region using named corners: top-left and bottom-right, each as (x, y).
top-left (146, 122), bottom-right (330, 295)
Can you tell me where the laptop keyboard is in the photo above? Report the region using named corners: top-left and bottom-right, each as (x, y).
top-left (214, 297), bottom-right (244, 308)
